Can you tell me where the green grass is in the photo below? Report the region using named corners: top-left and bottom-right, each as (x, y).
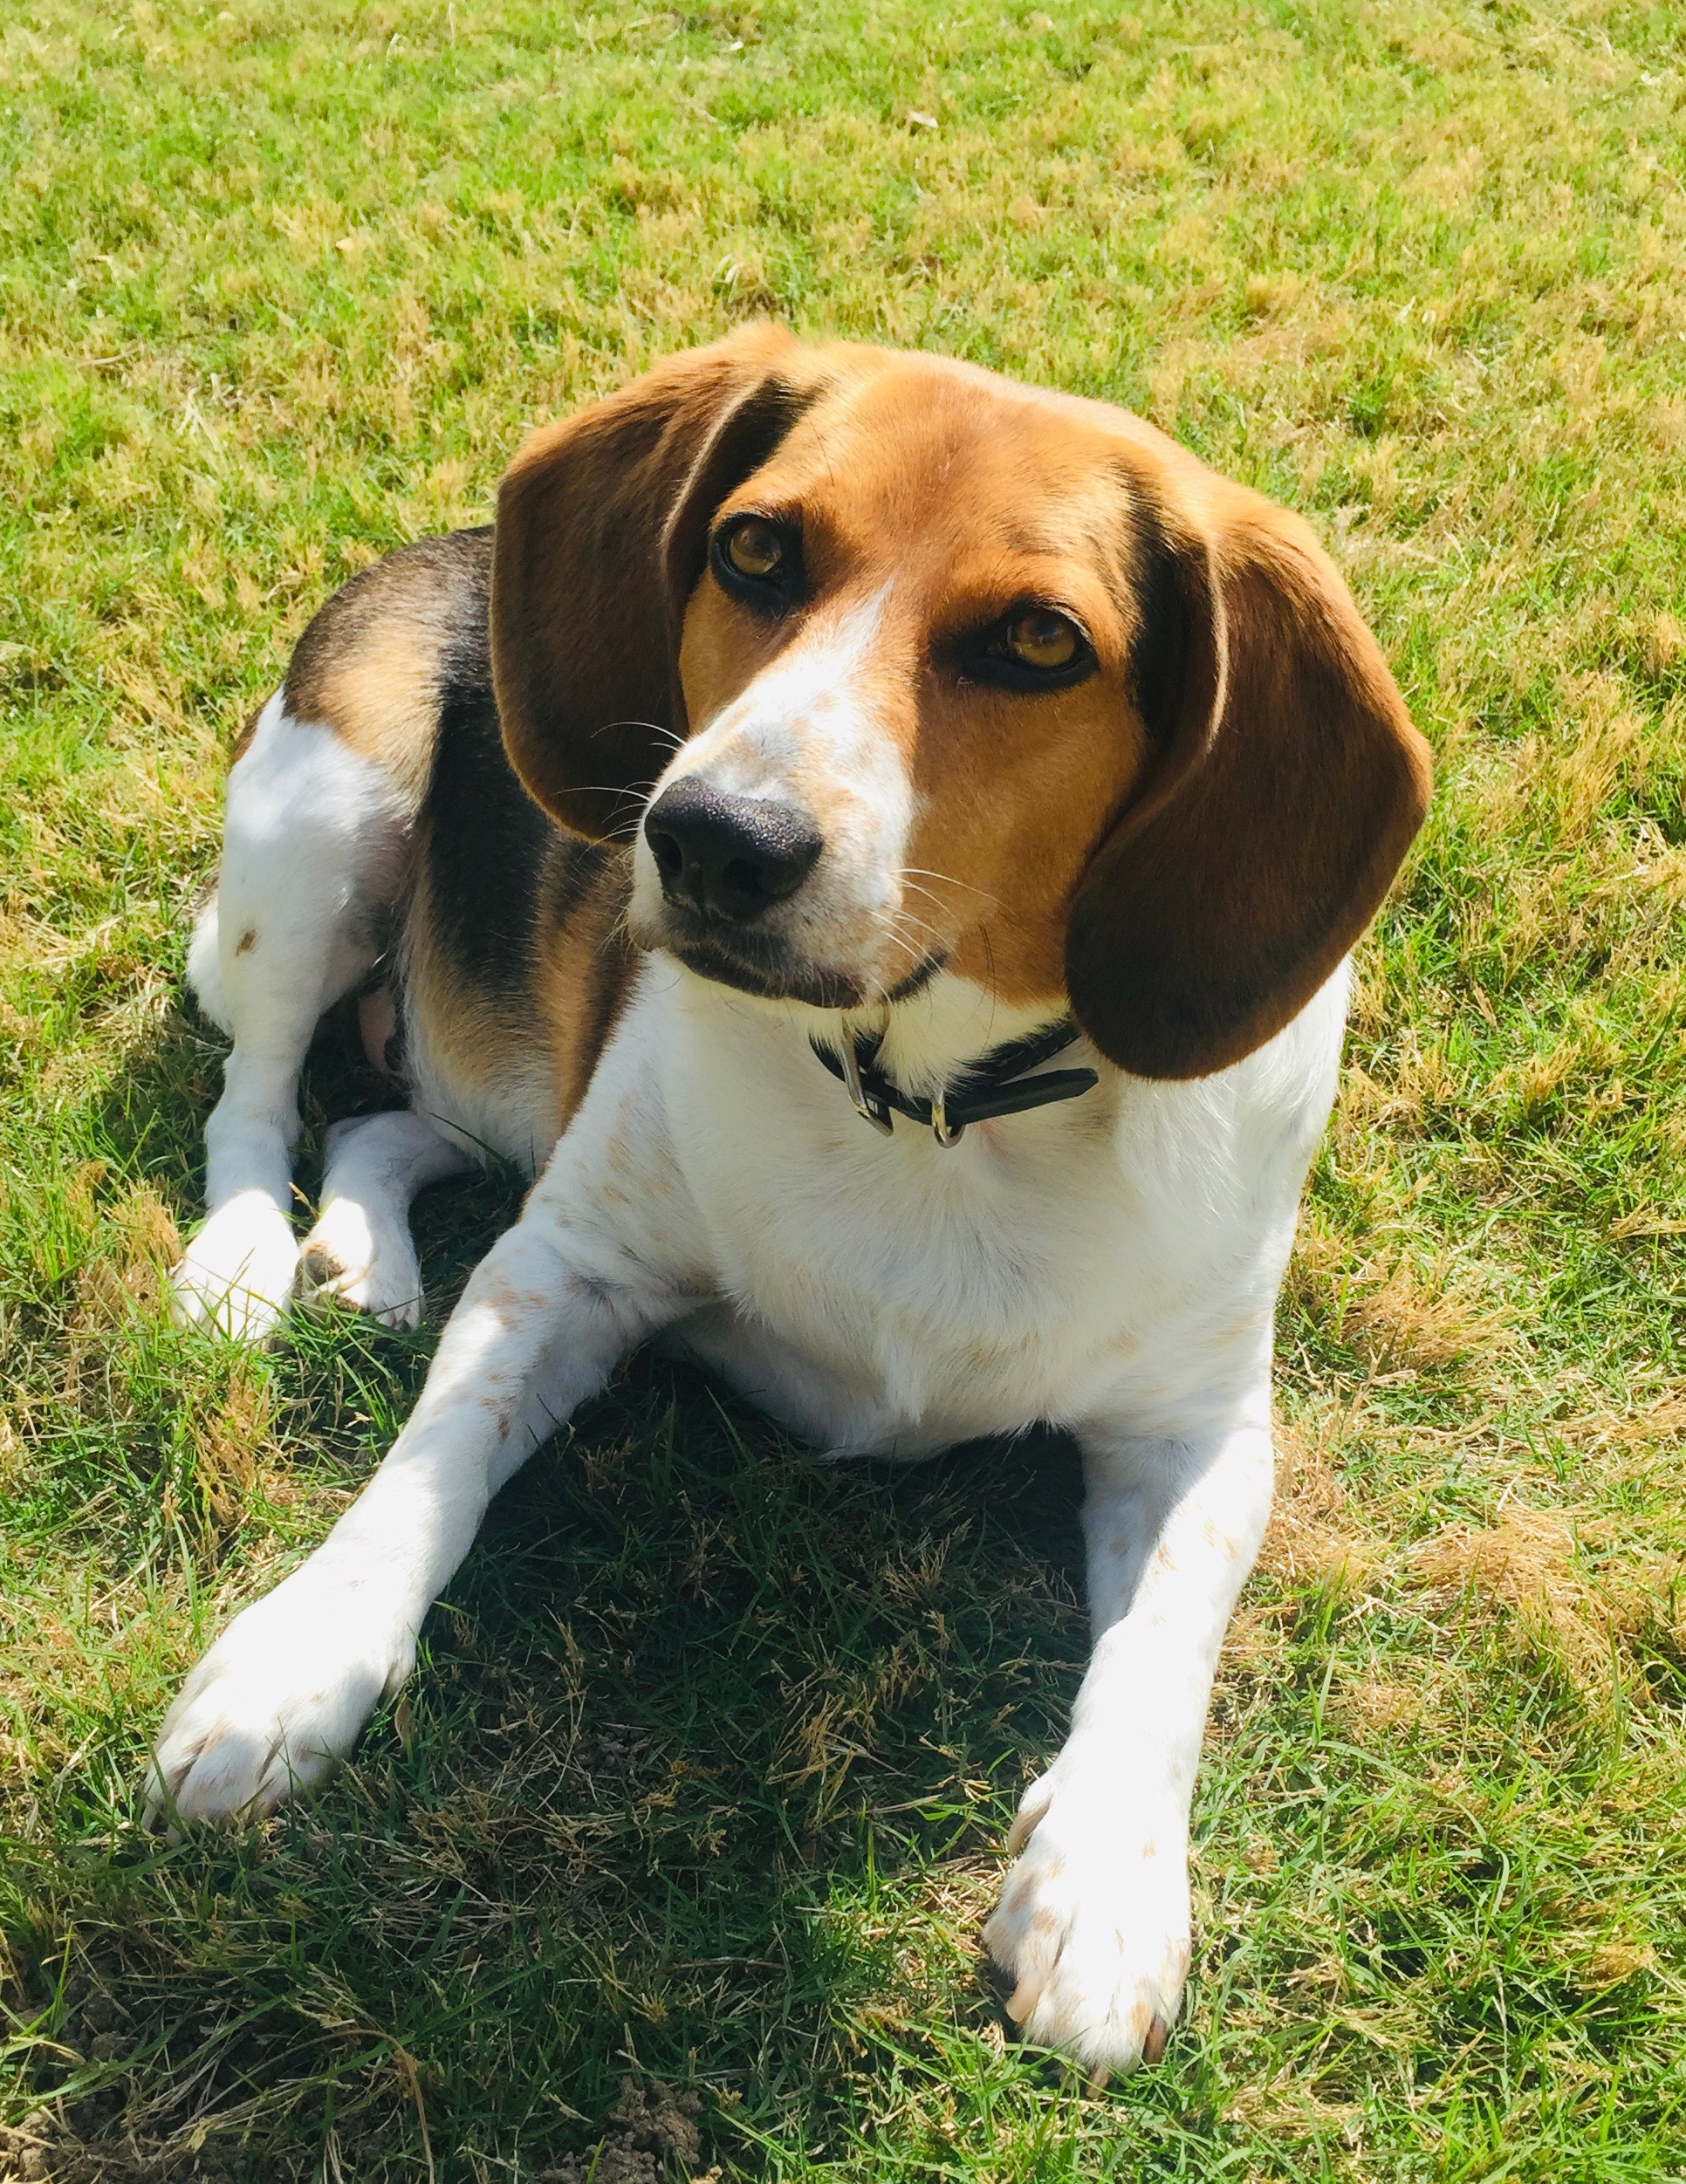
top-left (3, 0), bottom-right (1686, 2174)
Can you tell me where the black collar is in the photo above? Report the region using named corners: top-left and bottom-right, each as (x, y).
top-left (811, 1015), bottom-right (1099, 1147)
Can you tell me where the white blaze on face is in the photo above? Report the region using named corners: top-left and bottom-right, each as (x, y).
top-left (633, 585), bottom-right (917, 976)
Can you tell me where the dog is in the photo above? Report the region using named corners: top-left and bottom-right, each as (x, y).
top-left (147, 327), bottom-right (1429, 2076)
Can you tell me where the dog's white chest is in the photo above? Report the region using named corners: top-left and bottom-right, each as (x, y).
top-left (690, 1129), bottom-right (1128, 1450)
top-left (651, 982), bottom-right (1330, 1458)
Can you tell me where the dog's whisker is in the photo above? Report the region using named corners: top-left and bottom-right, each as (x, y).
top-left (887, 907), bottom-right (944, 955)
top-left (898, 879), bottom-right (956, 926)
top-left (898, 865), bottom-right (997, 907)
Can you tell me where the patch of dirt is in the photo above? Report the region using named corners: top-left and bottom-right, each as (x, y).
top-left (0, 2113), bottom-right (244, 2184)
top-left (538, 2079), bottom-right (716, 2184)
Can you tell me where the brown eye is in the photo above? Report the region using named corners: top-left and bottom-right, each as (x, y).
top-left (1005, 609), bottom-right (1079, 670)
top-left (723, 518), bottom-right (784, 579)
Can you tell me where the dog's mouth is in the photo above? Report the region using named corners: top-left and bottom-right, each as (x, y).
top-left (666, 928), bottom-right (867, 1010)
top-left (644, 906), bottom-right (945, 1012)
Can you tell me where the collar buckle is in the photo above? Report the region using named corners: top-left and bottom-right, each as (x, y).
top-left (812, 1016), bottom-right (1098, 1147)
top-left (929, 1088), bottom-right (964, 1149)
top-left (839, 1040), bottom-right (894, 1136)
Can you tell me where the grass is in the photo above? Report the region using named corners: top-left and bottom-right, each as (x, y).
top-left (3, 0), bottom-right (1686, 2174)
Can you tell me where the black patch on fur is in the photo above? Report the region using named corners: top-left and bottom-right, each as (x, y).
top-left (421, 531), bottom-right (549, 1007)
top-left (419, 529), bottom-right (627, 1017)
top-left (1125, 496), bottom-right (1199, 752)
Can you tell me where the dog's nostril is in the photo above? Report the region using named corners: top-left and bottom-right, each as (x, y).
top-left (722, 858), bottom-right (767, 901)
top-left (643, 779), bottom-right (823, 922)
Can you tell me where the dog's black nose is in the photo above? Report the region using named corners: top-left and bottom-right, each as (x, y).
top-left (644, 778), bottom-right (823, 921)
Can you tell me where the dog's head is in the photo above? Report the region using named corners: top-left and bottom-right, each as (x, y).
top-left (491, 328), bottom-right (1430, 1078)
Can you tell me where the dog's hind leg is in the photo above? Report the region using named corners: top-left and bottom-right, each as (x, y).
top-left (295, 1110), bottom-right (473, 1329)
top-left (170, 695), bottom-right (415, 1341)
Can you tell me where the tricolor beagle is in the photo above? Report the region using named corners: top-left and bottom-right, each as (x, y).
top-left (148, 329), bottom-right (1429, 2076)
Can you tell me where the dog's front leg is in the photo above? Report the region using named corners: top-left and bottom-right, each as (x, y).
top-left (984, 1412), bottom-right (1273, 2077)
top-left (146, 1172), bottom-right (688, 1830)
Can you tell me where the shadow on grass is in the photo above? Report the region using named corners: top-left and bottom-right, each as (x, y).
top-left (89, 989), bottom-right (420, 1226)
top-left (9, 1000), bottom-right (1096, 2181)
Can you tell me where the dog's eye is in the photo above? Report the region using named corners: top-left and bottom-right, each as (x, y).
top-left (721, 518), bottom-right (785, 580)
top-left (968, 606), bottom-right (1093, 689)
top-left (1004, 610), bottom-right (1079, 671)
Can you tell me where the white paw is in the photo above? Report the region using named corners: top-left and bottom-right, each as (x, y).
top-left (984, 1764), bottom-right (1190, 2078)
top-left (168, 1191), bottom-right (298, 1343)
top-left (296, 1196), bottom-right (424, 1328)
top-left (144, 1569), bottom-right (413, 1831)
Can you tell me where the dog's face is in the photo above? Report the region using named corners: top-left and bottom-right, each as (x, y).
top-left (641, 368), bottom-right (1152, 1011)
top-left (492, 330), bottom-right (1430, 1076)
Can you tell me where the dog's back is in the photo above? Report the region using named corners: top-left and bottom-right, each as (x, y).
top-left (175, 527), bottom-right (631, 1336)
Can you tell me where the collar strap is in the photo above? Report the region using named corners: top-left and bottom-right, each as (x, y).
top-left (810, 1015), bottom-right (1099, 1147)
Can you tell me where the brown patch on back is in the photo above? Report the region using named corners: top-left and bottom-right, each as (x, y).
top-left (533, 841), bottom-right (640, 1129)
top-left (294, 620), bottom-right (443, 805)
top-left (286, 522), bottom-right (639, 1160)
top-left (285, 529), bottom-right (492, 806)
top-left (230, 702), bottom-right (265, 765)
top-left (402, 826), bottom-right (637, 1160)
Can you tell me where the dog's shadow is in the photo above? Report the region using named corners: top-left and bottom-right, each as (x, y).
top-left (93, 987), bottom-right (422, 1220)
top-left (83, 1001), bottom-right (1094, 2159)
top-left (259, 1344), bottom-right (1094, 2158)
top-left (368, 1360), bottom-right (1092, 2139)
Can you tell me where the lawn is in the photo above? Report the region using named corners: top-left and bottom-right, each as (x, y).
top-left (3, 0), bottom-right (1686, 2175)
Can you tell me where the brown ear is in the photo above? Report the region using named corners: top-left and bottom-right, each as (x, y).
top-left (490, 327), bottom-right (825, 840)
top-left (1066, 486), bottom-right (1431, 1079)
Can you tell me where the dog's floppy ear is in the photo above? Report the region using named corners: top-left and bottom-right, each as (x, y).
top-left (1065, 482), bottom-right (1431, 1079)
top-left (491, 327), bottom-right (824, 840)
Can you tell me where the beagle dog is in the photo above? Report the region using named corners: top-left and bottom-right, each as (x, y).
top-left (149, 328), bottom-right (1429, 2077)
